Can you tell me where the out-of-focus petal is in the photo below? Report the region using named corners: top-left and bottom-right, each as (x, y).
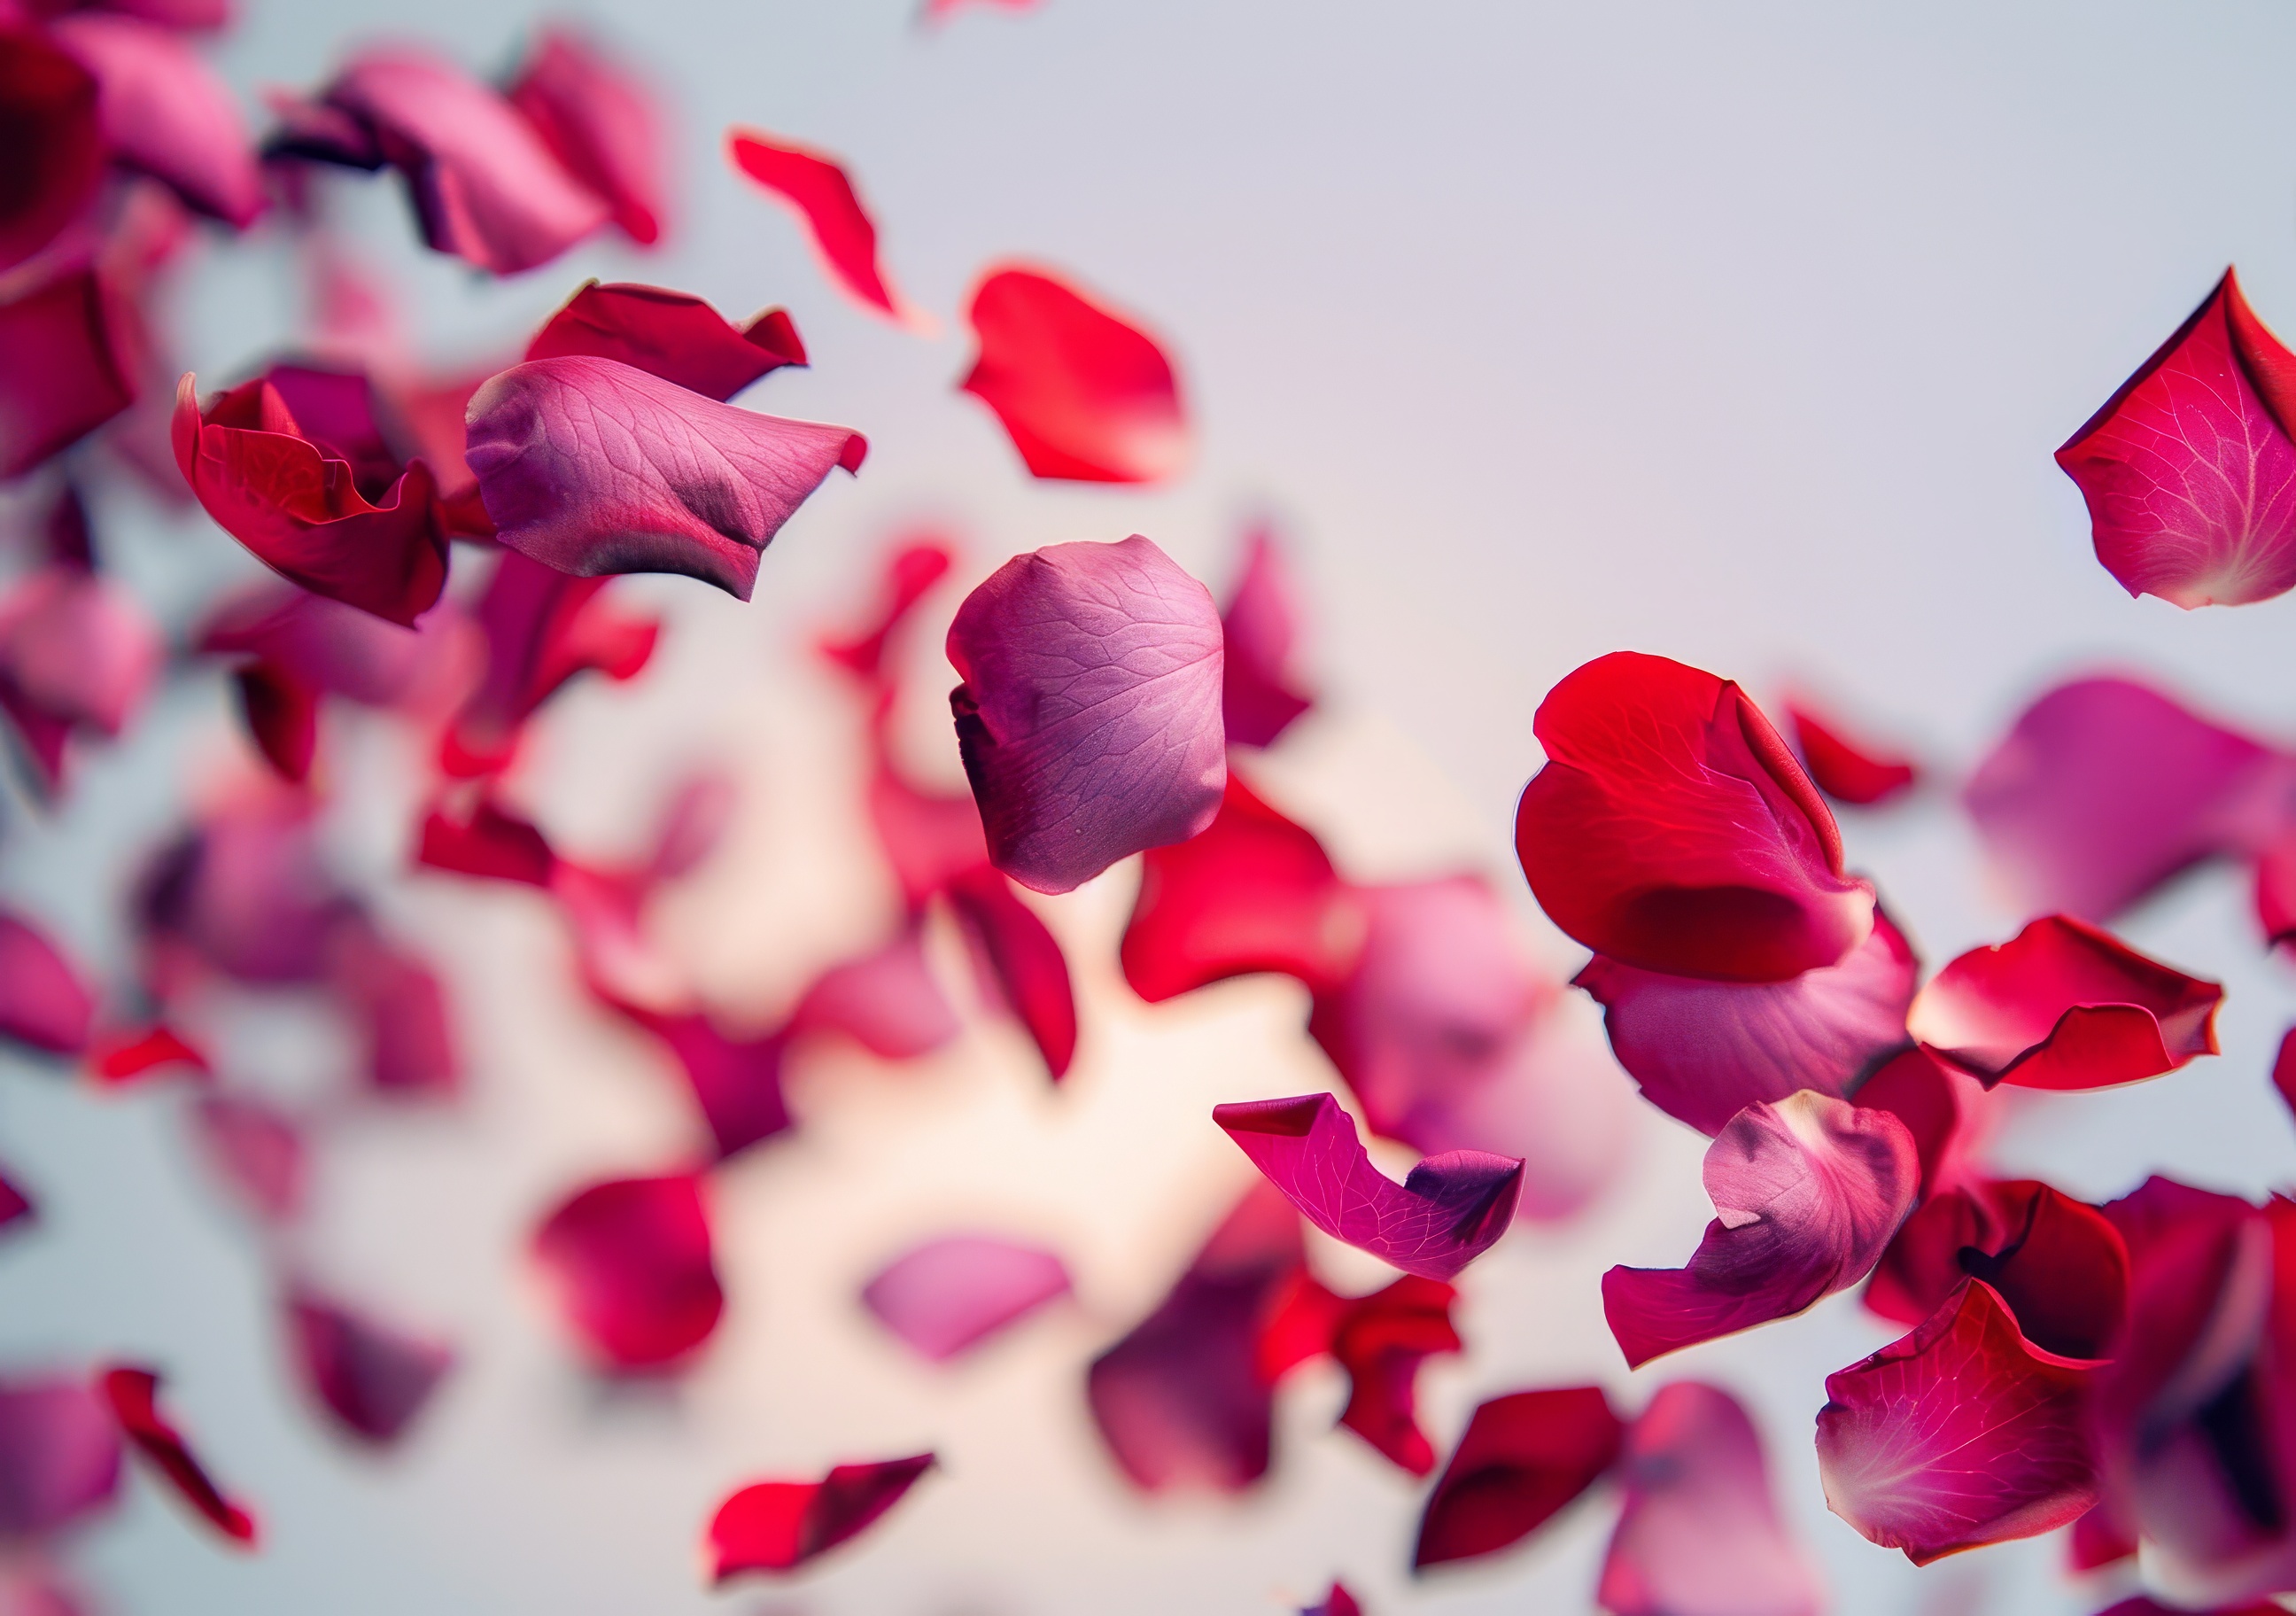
top-left (1214, 1092), bottom-right (1522, 1281)
top-left (1782, 696), bottom-right (1917, 807)
top-left (1907, 915), bottom-right (2221, 1090)
top-left (48, 16), bottom-right (261, 226)
top-left (0, 566), bottom-right (156, 738)
top-left (1221, 525), bottom-right (1314, 748)
top-left (705, 1454), bottom-right (935, 1581)
top-left (1819, 1280), bottom-right (2099, 1563)
top-left (867, 755), bottom-right (988, 909)
top-left (330, 927), bottom-right (459, 1099)
top-left (87, 1023), bottom-right (207, 1085)
top-left (0, 1377), bottom-right (120, 1536)
top-left (464, 355), bottom-right (864, 601)
top-left (1413, 1386), bottom-right (1624, 1569)
top-left (283, 1287), bottom-right (452, 1445)
top-left (944, 866), bottom-right (1076, 1080)
top-left (1578, 909), bottom-right (1916, 1137)
top-left (2058, 270), bottom-right (2296, 608)
top-left (0, 31), bottom-right (103, 273)
top-left (0, 1165), bottom-right (29, 1233)
top-left (0, 912), bottom-right (93, 1057)
top-left (136, 790), bottom-right (354, 988)
top-left (610, 1005), bottom-right (790, 1162)
top-left (0, 269), bottom-right (136, 479)
top-left (726, 129), bottom-right (911, 322)
top-left (791, 925), bottom-right (959, 1060)
top-left (1299, 1584), bottom-right (1361, 1616)
top-left (1515, 653), bottom-right (1874, 983)
top-left (190, 1092), bottom-right (304, 1224)
top-left (946, 536), bottom-right (1224, 894)
top-left (417, 797), bottom-right (558, 887)
top-left (818, 537), bottom-right (951, 684)
top-left (1325, 1275), bottom-right (1459, 1475)
top-left (959, 265), bottom-right (1188, 482)
top-left (504, 29), bottom-right (664, 246)
top-left (1602, 1092), bottom-right (1916, 1367)
top-left (1598, 1381), bottom-right (1821, 1616)
top-left (199, 583), bottom-right (429, 708)
top-left (859, 1235), bottom-right (1071, 1361)
top-left (524, 281), bottom-right (803, 402)
top-left (97, 1365), bottom-right (257, 1545)
top-left (531, 1174), bottom-right (723, 1371)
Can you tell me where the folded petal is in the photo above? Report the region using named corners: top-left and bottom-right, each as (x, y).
top-left (2058, 269), bottom-right (2296, 608)
top-left (1221, 525), bottom-right (1315, 748)
top-left (97, 1366), bottom-right (256, 1545)
top-left (0, 32), bottom-right (104, 273)
top-left (792, 926), bottom-right (959, 1060)
top-left (531, 1174), bottom-right (723, 1371)
top-left (1414, 1385), bottom-right (1624, 1569)
top-left (464, 355), bottom-right (865, 601)
top-left (525, 281), bottom-right (803, 403)
top-left (1908, 914), bottom-right (2221, 1090)
top-left (1326, 1275), bottom-right (1460, 1475)
top-left (727, 129), bottom-right (911, 322)
top-left (1866, 1180), bottom-right (2129, 1363)
top-left (860, 1235), bottom-right (1071, 1361)
top-left (1214, 1092), bottom-right (1522, 1280)
top-left (0, 911), bottom-right (93, 1056)
top-left (1783, 695), bottom-right (1917, 807)
top-left (1121, 772), bottom-right (1361, 1001)
top-left (283, 1287), bottom-right (453, 1445)
top-left (1577, 908), bottom-right (1917, 1137)
top-left (0, 269), bottom-right (136, 479)
top-left (1602, 1092), bottom-right (1916, 1367)
top-left (944, 866), bottom-right (1076, 1079)
top-left (960, 266), bottom-right (1188, 482)
top-left (946, 535), bottom-right (1224, 894)
top-left (1598, 1381), bottom-right (1821, 1616)
top-left (1515, 652), bottom-right (1875, 983)
top-left (0, 1376), bottom-right (120, 1537)
top-left (48, 15), bottom-right (262, 226)
top-left (706, 1454), bottom-right (935, 1581)
top-left (504, 29), bottom-right (664, 246)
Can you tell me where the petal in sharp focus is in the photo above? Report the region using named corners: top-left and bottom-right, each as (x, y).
top-left (530, 1174), bottom-right (724, 1371)
top-left (524, 281), bottom-right (803, 403)
top-left (97, 1365), bottom-right (258, 1545)
top-left (504, 28), bottom-right (666, 247)
top-left (859, 1234), bottom-right (1073, 1362)
top-left (1221, 524), bottom-right (1315, 748)
top-left (1413, 1385), bottom-right (1624, 1569)
top-left (727, 128), bottom-right (914, 323)
top-left (706, 1454), bottom-right (935, 1581)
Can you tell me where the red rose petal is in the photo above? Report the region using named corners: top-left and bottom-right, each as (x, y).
top-left (48, 15), bottom-right (263, 227)
top-left (705, 1453), bottom-right (935, 1581)
top-left (1850, 1045), bottom-right (1995, 1200)
top-left (2058, 269), bottom-right (2296, 608)
top-left (946, 536), bottom-right (1224, 894)
top-left (283, 1287), bottom-right (453, 1445)
top-left (1220, 525), bottom-right (1315, 748)
top-left (1515, 652), bottom-right (1875, 983)
top-left (859, 1234), bottom-right (1071, 1361)
top-left (726, 128), bottom-right (911, 322)
top-left (1866, 1180), bottom-right (2129, 1362)
top-left (818, 537), bottom-right (951, 684)
top-left (503, 28), bottom-right (665, 247)
top-left (1214, 1092), bottom-right (1522, 1281)
top-left (524, 281), bottom-right (803, 403)
top-left (1602, 1092), bottom-right (1917, 1368)
top-left (1413, 1385), bottom-right (1623, 1569)
top-left (531, 1174), bottom-right (723, 1371)
top-left (1783, 696), bottom-right (1917, 807)
top-left (959, 265), bottom-right (1188, 483)
top-left (1325, 1275), bottom-right (1460, 1476)
top-left (1816, 1280), bottom-right (2098, 1565)
top-left (944, 866), bottom-right (1077, 1080)
top-left (792, 925), bottom-right (959, 1061)
top-left (0, 1376), bottom-right (120, 1537)
top-left (417, 797), bottom-right (558, 887)
top-left (0, 269), bottom-right (136, 479)
top-left (97, 1365), bottom-right (257, 1545)
top-left (464, 356), bottom-right (864, 601)
top-left (0, 910), bottom-right (93, 1057)
top-left (0, 32), bottom-right (103, 273)
top-left (87, 1023), bottom-right (208, 1085)
top-left (867, 754), bottom-right (989, 909)
top-left (1908, 914), bottom-right (2221, 1090)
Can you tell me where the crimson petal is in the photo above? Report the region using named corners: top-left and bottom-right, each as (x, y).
top-left (503, 29), bottom-right (664, 247)
top-left (818, 537), bottom-right (951, 685)
top-left (531, 1174), bottom-right (723, 1371)
top-left (1414, 1386), bottom-right (1624, 1569)
top-left (1221, 525), bottom-right (1315, 748)
top-left (1299, 1585), bottom-right (1362, 1616)
top-left (97, 1365), bottom-right (257, 1545)
top-left (1326, 1275), bottom-right (1460, 1475)
top-left (1867, 1179), bottom-right (2129, 1361)
top-left (706, 1454), bottom-right (935, 1580)
top-left (1783, 696), bottom-right (1917, 807)
top-left (612, 1005), bottom-right (791, 1162)
top-left (859, 1235), bottom-right (1071, 1361)
top-left (524, 281), bottom-right (803, 403)
top-left (727, 129), bottom-right (911, 322)
top-left (283, 1288), bottom-right (453, 1445)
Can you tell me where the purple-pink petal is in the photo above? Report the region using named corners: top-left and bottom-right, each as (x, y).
top-left (1220, 524), bottom-right (1314, 748)
top-left (859, 1235), bottom-right (1073, 1361)
top-left (283, 1288), bottom-right (454, 1445)
top-left (0, 1376), bottom-right (122, 1537)
top-left (0, 912), bottom-right (93, 1057)
top-left (48, 14), bottom-right (263, 227)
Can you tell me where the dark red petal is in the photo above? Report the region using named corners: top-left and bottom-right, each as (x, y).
top-left (2058, 269), bottom-right (2296, 608)
top-left (944, 866), bottom-right (1076, 1080)
top-left (1576, 908), bottom-right (1917, 1137)
top-left (1515, 652), bottom-right (1873, 983)
top-left (792, 925), bottom-right (959, 1061)
top-left (1413, 1386), bottom-right (1623, 1569)
top-left (230, 662), bottom-right (316, 780)
top-left (0, 1376), bottom-right (120, 1537)
top-left (1816, 1280), bottom-right (2098, 1565)
top-left (1121, 771), bottom-right (1361, 1002)
top-left (1908, 914), bottom-right (2221, 1089)
top-left (959, 266), bottom-right (1188, 483)
top-left (1326, 1276), bottom-right (1460, 1475)
top-left (524, 282), bottom-right (801, 403)
top-left (465, 356), bottom-right (863, 601)
top-left (417, 797), bottom-right (558, 887)
top-left (1214, 1092), bottom-right (1522, 1281)
top-left (609, 1005), bottom-right (791, 1162)
top-left (0, 31), bottom-right (103, 272)
top-left (1866, 1180), bottom-right (2129, 1362)
top-left (503, 29), bottom-right (664, 246)
top-left (1220, 525), bottom-right (1314, 748)
top-left (1597, 1382), bottom-right (1819, 1616)
top-left (190, 1092), bottom-right (305, 1224)
top-left (1783, 696), bottom-right (1917, 806)
top-left (859, 1235), bottom-right (1071, 1361)
top-left (1602, 1092), bottom-right (1917, 1367)
top-left (726, 129), bottom-right (909, 322)
top-left (706, 1454), bottom-right (935, 1581)
top-left (283, 1287), bottom-right (453, 1445)
top-left (0, 911), bottom-right (92, 1056)
top-left (531, 1174), bottom-right (723, 1371)
top-left (48, 15), bottom-right (263, 227)
top-left (818, 538), bottom-right (953, 684)
top-left (97, 1366), bottom-right (257, 1545)
top-left (0, 269), bottom-right (136, 479)
top-left (2091, 1600), bottom-right (2284, 1616)
top-left (947, 536), bottom-right (1224, 894)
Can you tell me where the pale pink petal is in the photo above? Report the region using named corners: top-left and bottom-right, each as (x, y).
top-left (859, 1234), bottom-right (1071, 1361)
top-left (792, 926), bottom-right (958, 1060)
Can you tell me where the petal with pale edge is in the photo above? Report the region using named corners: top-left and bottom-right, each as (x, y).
top-left (1214, 1092), bottom-right (1522, 1281)
top-left (524, 281), bottom-right (802, 403)
top-left (706, 1454), bottom-right (935, 1581)
top-left (860, 1235), bottom-right (1071, 1362)
top-left (530, 1175), bottom-right (723, 1371)
top-left (1414, 1386), bottom-right (1623, 1569)
top-left (727, 129), bottom-right (911, 322)
top-left (1816, 1280), bottom-right (2098, 1564)
top-left (97, 1366), bottom-right (257, 1545)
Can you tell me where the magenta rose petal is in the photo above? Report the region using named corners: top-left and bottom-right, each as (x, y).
top-left (1220, 524), bottom-right (1315, 747)
top-left (705, 1454), bottom-right (935, 1581)
top-left (943, 866), bottom-right (1077, 1080)
top-left (48, 15), bottom-right (263, 227)
top-left (0, 910), bottom-right (94, 1056)
top-left (524, 281), bottom-right (803, 402)
top-left (859, 1234), bottom-right (1072, 1361)
top-left (0, 32), bottom-right (104, 274)
top-left (0, 269), bottom-right (136, 480)
top-left (792, 925), bottom-right (959, 1060)
top-left (531, 1174), bottom-right (724, 1372)
top-left (504, 28), bottom-right (666, 246)
top-left (0, 1376), bottom-right (121, 1537)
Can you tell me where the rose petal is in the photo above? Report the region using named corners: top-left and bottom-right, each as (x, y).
top-left (524, 281), bottom-right (803, 403)
top-left (946, 535), bottom-right (1224, 894)
top-left (48, 15), bottom-right (262, 227)
top-left (727, 129), bottom-right (912, 323)
top-left (2072, 1496), bottom-right (2140, 1571)
top-left (0, 269), bottom-right (135, 479)
top-left (0, 563), bottom-right (159, 740)
top-left (1850, 1045), bottom-right (1997, 1200)
top-left (200, 584), bottom-right (423, 709)
top-left (611, 1005), bottom-right (791, 1162)
top-left (0, 1376), bottom-right (120, 1537)
top-left (944, 866), bottom-right (1076, 1080)
top-left (1413, 1386), bottom-right (1624, 1569)
top-left (87, 1023), bottom-right (207, 1086)
top-left (226, 662), bottom-right (314, 780)
top-left (1122, 772), bottom-right (1362, 1001)
top-left (1221, 525), bottom-right (1315, 748)
top-left (330, 928), bottom-right (459, 1099)
top-left (1783, 696), bottom-right (1917, 807)
top-left (792, 925), bottom-right (959, 1061)
top-left (190, 1092), bottom-right (304, 1224)
top-left (0, 1164), bottom-right (30, 1233)
top-left (1514, 652), bottom-right (1875, 983)
top-left (1816, 1280), bottom-right (2098, 1564)
top-left (868, 754), bottom-right (989, 909)
top-left (2058, 269), bottom-right (2296, 608)
top-left (818, 537), bottom-right (951, 685)
top-left (705, 1454), bottom-right (935, 1581)
top-left (859, 1235), bottom-right (1072, 1361)
top-left (283, 1287), bottom-right (453, 1445)
top-left (1299, 1585), bottom-right (1362, 1616)
top-left (1577, 908), bottom-right (1917, 1137)
top-left (0, 911), bottom-right (92, 1056)
top-left (1866, 1180), bottom-right (2129, 1361)
top-left (503, 29), bottom-right (664, 246)
top-left (417, 796), bottom-right (559, 888)
top-left (1598, 1381), bottom-right (1821, 1616)
top-left (464, 355), bottom-right (864, 600)
top-left (97, 1365), bottom-right (257, 1545)
top-left (1214, 1092), bottom-right (1522, 1281)
top-left (1325, 1275), bottom-right (1460, 1475)
top-left (531, 1174), bottom-right (723, 1371)
top-left (1603, 1092), bottom-right (1915, 1367)
top-left (2091, 1600), bottom-right (2284, 1616)
top-left (137, 791), bottom-right (353, 987)
top-left (0, 32), bottom-right (103, 273)
top-left (1908, 914), bottom-right (2221, 1090)
top-left (959, 266), bottom-right (1188, 483)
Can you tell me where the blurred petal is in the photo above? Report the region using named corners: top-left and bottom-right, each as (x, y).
top-left (444, 551), bottom-right (658, 777)
top-left (1413, 1386), bottom-right (1623, 1569)
top-left (136, 791), bottom-right (354, 987)
top-left (610, 1005), bottom-right (791, 1162)
top-left (330, 928), bottom-right (459, 1099)
top-left (504, 29), bottom-right (664, 246)
top-left (87, 1023), bottom-right (207, 1085)
top-left (0, 32), bottom-right (103, 273)
top-left (0, 1165), bottom-right (29, 1233)
top-left (0, 1377), bottom-right (120, 1536)
top-left (524, 281), bottom-right (803, 402)
top-left (860, 1235), bottom-right (1071, 1361)
top-left (417, 797), bottom-right (558, 887)
top-left (705, 1454), bottom-right (935, 1581)
top-left (190, 1093), bottom-right (305, 1224)
top-left (946, 536), bottom-right (1224, 894)
top-left (0, 564), bottom-right (159, 736)
top-left (0, 269), bottom-right (136, 478)
top-left (1327, 1275), bottom-right (1460, 1475)
top-left (1299, 1585), bottom-right (1362, 1616)
top-left (818, 537), bottom-right (951, 684)
top-left (727, 129), bottom-right (911, 322)
top-left (283, 1287), bottom-right (452, 1445)
top-left (48, 15), bottom-right (262, 226)
top-left (199, 583), bottom-right (428, 706)
top-left (531, 1174), bottom-right (723, 1371)
top-left (1221, 525), bottom-right (1314, 748)
top-left (944, 866), bottom-right (1076, 1080)
top-left (97, 1365), bottom-right (257, 1545)
top-left (792, 925), bottom-right (959, 1060)
top-left (0, 912), bottom-right (92, 1056)
top-left (1782, 696), bottom-right (1917, 807)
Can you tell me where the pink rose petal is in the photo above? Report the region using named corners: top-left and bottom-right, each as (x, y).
top-left (0, 269), bottom-right (136, 479)
top-left (0, 1376), bottom-right (120, 1537)
top-left (189, 1092), bottom-right (305, 1224)
top-left (793, 925), bottom-right (959, 1060)
top-left (1220, 524), bottom-right (1315, 748)
top-left (609, 1004), bottom-right (791, 1162)
top-left (504, 28), bottom-right (665, 247)
top-left (283, 1287), bottom-right (453, 1445)
top-left (0, 911), bottom-right (92, 1057)
top-left (860, 1234), bottom-right (1072, 1361)
top-left (706, 1454), bottom-right (935, 1581)
top-left (0, 33), bottom-right (103, 274)
top-left (48, 15), bottom-right (262, 227)
top-left (531, 1174), bottom-right (723, 1372)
